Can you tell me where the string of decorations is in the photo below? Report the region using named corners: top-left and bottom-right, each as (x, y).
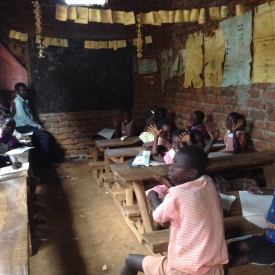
top-left (33, 0), bottom-right (44, 58)
top-left (136, 14), bottom-right (143, 58)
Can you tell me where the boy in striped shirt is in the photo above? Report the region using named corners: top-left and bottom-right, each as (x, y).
top-left (120, 146), bottom-right (228, 275)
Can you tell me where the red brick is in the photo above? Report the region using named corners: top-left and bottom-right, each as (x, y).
top-left (212, 89), bottom-right (222, 96)
top-left (250, 129), bottom-right (262, 139)
top-left (254, 120), bottom-right (269, 130)
top-left (249, 91), bottom-right (260, 98)
top-left (254, 141), bottom-right (270, 151)
top-left (249, 109), bottom-right (265, 120)
top-left (224, 107), bottom-right (235, 114)
top-left (55, 135), bottom-right (67, 140)
top-left (208, 97), bottom-right (219, 104)
top-left (263, 90), bottom-right (275, 99)
top-left (268, 123), bottom-right (275, 132)
top-left (230, 98), bottom-right (239, 106)
top-left (263, 132), bottom-right (274, 143)
top-left (61, 139), bottom-right (75, 145)
top-left (254, 101), bottom-right (265, 109)
top-left (247, 100), bottom-right (254, 107)
top-left (217, 97), bottom-right (229, 105)
top-left (256, 83), bottom-right (270, 89)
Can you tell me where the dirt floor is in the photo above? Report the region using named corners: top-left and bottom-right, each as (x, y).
top-left (29, 159), bottom-right (151, 275)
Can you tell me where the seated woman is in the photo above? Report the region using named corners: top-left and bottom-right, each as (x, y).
top-left (113, 109), bottom-right (137, 138)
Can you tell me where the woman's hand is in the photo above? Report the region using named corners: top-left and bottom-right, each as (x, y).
top-left (147, 124), bottom-right (162, 138)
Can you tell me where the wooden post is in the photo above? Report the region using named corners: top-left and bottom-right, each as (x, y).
top-left (133, 181), bottom-right (155, 233)
top-left (125, 189), bottom-right (134, 205)
top-left (263, 163), bottom-right (275, 189)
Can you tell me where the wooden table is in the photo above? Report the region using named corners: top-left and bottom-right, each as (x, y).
top-left (111, 150), bottom-right (275, 241)
top-left (0, 176), bottom-right (29, 275)
top-left (94, 136), bottom-right (141, 161)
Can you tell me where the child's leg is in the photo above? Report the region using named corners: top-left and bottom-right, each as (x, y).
top-left (228, 240), bottom-right (251, 266)
top-left (120, 254), bottom-right (145, 275)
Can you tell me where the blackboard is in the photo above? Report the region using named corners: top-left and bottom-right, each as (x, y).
top-left (28, 39), bottom-right (133, 113)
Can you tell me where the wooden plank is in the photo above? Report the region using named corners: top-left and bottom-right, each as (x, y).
top-left (228, 264), bottom-right (275, 275)
top-left (101, 172), bottom-right (114, 183)
top-left (224, 191), bottom-right (242, 218)
top-left (0, 176), bottom-right (28, 275)
top-left (123, 205), bottom-right (141, 218)
top-left (113, 189), bottom-right (126, 202)
top-left (95, 136), bottom-right (141, 148)
top-left (104, 151), bottom-right (111, 173)
top-left (133, 181), bottom-right (155, 232)
top-left (105, 147), bottom-right (144, 158)
top-left (89, 161), bottom-right (105, 170)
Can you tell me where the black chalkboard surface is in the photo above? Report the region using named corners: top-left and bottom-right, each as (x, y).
top-left (28, 39), bottom-right (133, 113)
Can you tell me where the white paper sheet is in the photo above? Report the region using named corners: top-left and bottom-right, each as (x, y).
top-left (132, 151), bottom-right (151, 166)
top-left (0, 162), bottom-right (29, 176)
top-left (97, 128), bottom-right (115, 140)
top-left (6, 147), bottom-right (34, 155)
top-left (139, 132), bottom-right (154, 143)
top-left (21, 132), bottom-right (33, 136)
top-left (220, 193), bottom-right (236, 212)
top-left (239, 191), bottom-right (274, 228)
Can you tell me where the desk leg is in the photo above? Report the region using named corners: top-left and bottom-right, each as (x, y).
top-left (263, 163), bottom-right (275, 189)
top-left (133, 181), bottom-right (155, 233)
top-left (93, 146), bottom-right (98, 162)
top-left (104, 151), bottom-right (110, 173)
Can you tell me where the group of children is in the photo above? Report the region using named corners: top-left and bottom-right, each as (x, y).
top-left (112, 108), bottom-right (275, 275)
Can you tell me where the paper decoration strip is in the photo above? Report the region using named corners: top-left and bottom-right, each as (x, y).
top-left (55, 4), bottom-right (68, 21)
top-left (252, 2), bottom-right (275, 83)
top-left (15, 32), bottom-right (21, 40)
top-left (124, 12), bottom-right (135, 25)
top-left (68, 7), bottom-right (77, 20)
top-left (236, 4), bottom-right (245, 16)
top-left (184, 10), bottom-right (191, 22)
top-left (204, 27), bottom-right (225, 87)
top-left (42, 37), bottom-right (51, 48)
top-left (168, 11), bottom-right (175, 23)
top-left (145, 36), bottom-right (153, 44)
top-left (152, 11), bottom-right (162, 26)
top-left (175, 10), bottom-right (184, 23)
top-left (199, 8), bottom-right (206, 24)
top-left (20, 33), bottom-right (28, 41)
top-left (209, 7), bottom-right (220, 20)
top-left (140, 12), bottom-right (154, 24)
top-left (9, 30), bottom-right (16, 38)
top-left (75, 7), bottom-right (88, 24)
top-left (220, 11), bottom-right (252, 86)
top-left (159, 10), bottom-right (169, 23)
top-left (113, 11), bottom-right (125, 24)
top-left (100, 9), bottom-right (113, 23)
top-left (190, 9), bottom-right (199, 22)
top-left (221, 6), bottom-right (229, 18)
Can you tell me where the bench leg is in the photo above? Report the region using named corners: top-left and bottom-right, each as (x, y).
top-left (263, 163), bottom-right (275, 189)
top-left (133, 181), bottom-right (155, 233)
top-left (125, 189), bottom-right (134, 205)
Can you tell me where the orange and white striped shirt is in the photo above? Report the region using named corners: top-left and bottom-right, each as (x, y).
top-left (153, 176), bottom-right (228, 275)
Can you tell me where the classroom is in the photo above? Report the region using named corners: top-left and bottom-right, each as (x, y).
top-left (0, 0), bottom-right (275, 274)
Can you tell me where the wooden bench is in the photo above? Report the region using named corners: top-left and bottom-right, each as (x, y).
top-left (89, 161), bottom-right (105, 186)
top-left (142, 216), bottom-right (265, 254)
top-left (0, 176), bottom-right (29, 274)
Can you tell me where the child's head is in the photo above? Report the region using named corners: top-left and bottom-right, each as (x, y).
top-left (1, 117), bottom-right (16, 137)
top-left (121, 109), bottom-right (132, 125)
top-left (156, 108), bottom-right (167, 121)
top-left (190, 110), bottom-right (205, 125)
top-left (171, 129), bottom-right (187, 151)
top-left (15, 83), bottom-right (28, 99)
top-left (168, 146), bottom-right (208, 185)
top-left (190, 129), bottom-right (205, 149)
top-left (156, 119), bottom-right (172, 140)
top-left (226, 112), bottom-right (242, 131)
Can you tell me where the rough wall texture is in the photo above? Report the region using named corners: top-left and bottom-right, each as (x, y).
top-left (159, 0), bottom-right (275, 151)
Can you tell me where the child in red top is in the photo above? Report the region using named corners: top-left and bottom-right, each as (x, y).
top-left (120, 146), bottom-right (228, 275)
top-left (224, 112), bottom-right (246, 154)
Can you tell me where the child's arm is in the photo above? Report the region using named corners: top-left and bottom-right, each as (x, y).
top-left (147, 124), bottom-right (162, 156)
top-left (9, 156), bottom-right (22, 169)
top-left (128, 121), bottom-right (137, 137)
top-left (112, 116), bottom-right (122, 138)
top-left (204, 127), bottom-right (219, 155)
top-left (232, 119), bottom-right (244, 154)
top-left (249, 186), bottom-right (274, 195)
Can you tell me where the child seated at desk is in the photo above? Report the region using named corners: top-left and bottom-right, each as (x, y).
top-left (228, 186), bottom-right (275, 267)
top-left (147, 127), bottom-right (186, 164)
top-left (120, 146), bottom-right (228, 275)
top-left (0, 117), bottom-right (22, 169)
top-left (224, 112), bottom-right (246, 154)
top-left (113, 109), bottom-right (137, 138)
top-left (188, 110), bottom-right (209, 140)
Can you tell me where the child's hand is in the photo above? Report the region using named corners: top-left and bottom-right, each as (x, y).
top-left (249, 186), bottom-right (274, 195)
top-left (161, 139), bottom-right (172, 149)
top-left (207, 126), bottom-right (219, 141)
top-left (112, 116), bottom-right (119, 127)
top-left (232, 119), bottom-right (244, 132)
top-left (180, 132), bottom-right (191, 145)
top-left (154, 175), bottom-right (172, 188)
top-left (147, 124), bottom-right (162, 138)
top-left (12, 161), bottom-right (22, 170)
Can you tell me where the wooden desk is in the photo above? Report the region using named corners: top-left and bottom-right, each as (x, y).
top-left (111, 150), bottom-right (275, 241)
top-left (94, 136), bottom-right (141, 161)
top-left (0, 176), bottom-right (29, 275)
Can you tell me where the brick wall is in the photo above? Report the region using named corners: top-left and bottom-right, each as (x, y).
top-left (158, 0), bottom-right (275, 151)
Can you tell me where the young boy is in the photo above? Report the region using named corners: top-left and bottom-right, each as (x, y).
top-left (113, 109), bottom-right (137, 138)
top-left (0, 117), bottom-right (22, 169)
top-left (120, 146), bottom-right (228, 275)
top-left (228, 186), bottom-right (275, 267)
top-left (224, 112), bottom-right (246, 154)
top-left (13, 83), bottom-right (60, 168)
top-left (188, 110), bottom-right (209, 140)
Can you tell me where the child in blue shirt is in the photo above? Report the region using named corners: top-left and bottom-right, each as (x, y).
top-left (228, 186), bottom-right (275, 266)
